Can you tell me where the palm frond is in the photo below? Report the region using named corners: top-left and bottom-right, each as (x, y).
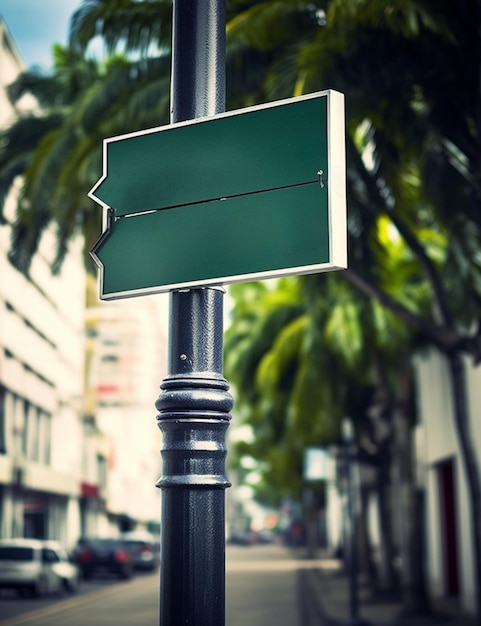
top-left (69, 0), bottom-right (173, 56)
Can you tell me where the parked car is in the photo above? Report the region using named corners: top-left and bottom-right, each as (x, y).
top-left (121, 532), bottom-right (160, 572)
top-left (43, 541), bottom-right (80, 593)
top-left (0, 538), bottom-right (80, 597)
top-left (73, 537), bottom-right (134, 580)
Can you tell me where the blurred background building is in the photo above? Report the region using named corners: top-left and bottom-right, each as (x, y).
top-left (0, 19), bottom-right (166, 550)
top-left (415, 351), bottom-right (481, 616)
top-left (0, 19), bottom-right (87, 547)
top-left (85, 290), bottom-right (165, 536)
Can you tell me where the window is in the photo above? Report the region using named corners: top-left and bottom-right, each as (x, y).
top-left (103, 338), bottom-right (119, 347)
top-left (40, 412), bottom-right (52, 465)
top-left (24, 405), bottom-right (39, 462)
top-left (0, 387), bottom-right (6, 454)
top-left (21, 400), bottom-right (30, 456)
top-left (97, 454), bottom-right (107, 490)
top-left (30, 409), bottom-right (42, 461)
top-left (18, 398), bottom-right (51, 465)
top-left (42, 548), bottom-right (59, 564)
top-left (28, 409), bottom-right (41, 462)
top-left (0, 547), bottom-right (34, 561)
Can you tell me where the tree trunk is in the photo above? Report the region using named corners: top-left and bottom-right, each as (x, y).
top-left (359, 483), bottom-right (377, 586)
top-left (304, 486), bottom-right (318, 559)
top-left (392, 368), bottom-right (430, 614)
top-left (376, 439), bottom-right (397, 592)
top-left (366, 368), bottom-right (397, 593)
top-left (447, 352), bottom-right (481, 620)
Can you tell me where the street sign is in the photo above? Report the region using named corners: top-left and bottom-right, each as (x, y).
top-left (89, 90), bottom-right (346, 299)
top-left (304, 447), bottom-right (334, 482)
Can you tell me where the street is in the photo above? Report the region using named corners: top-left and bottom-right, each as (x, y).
top-left (0, 544), bottom-right (311, 626)
top-left (226, 543), bottom-right (300, 625)
top-left (2, 543), bottom-right (474, 626)
top-left (0, 575), bottom-right (158, 626)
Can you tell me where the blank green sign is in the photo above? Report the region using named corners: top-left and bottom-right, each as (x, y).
top-left (90, 90), bottom-right (346, 299)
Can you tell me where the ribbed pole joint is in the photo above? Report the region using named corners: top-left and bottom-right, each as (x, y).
top-left (156, 374), bottom-right (233, 489)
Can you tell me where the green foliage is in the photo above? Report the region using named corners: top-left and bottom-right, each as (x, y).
top-left (225, 273), bottom-right (410, 502)
top-left (0, 41), bottom-right (171, 272)
top-left (69, 0), bottom-right (173, 57)
top-left (222, 0), bottom-right (481, 508)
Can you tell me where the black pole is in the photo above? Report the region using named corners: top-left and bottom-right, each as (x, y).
top-left (155, 2), bottom-right (231, 626)
top-left (343, 418), bottom-right (370, 626)
top-left (343, 418), bottom-right (359, 623)
top-left (170, 0), bottom-right (226, 120)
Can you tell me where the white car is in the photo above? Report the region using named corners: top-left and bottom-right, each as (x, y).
top-left (0, 538), bottom-right (80, 597)
top-left (43, 540), bottom-right (80, 593)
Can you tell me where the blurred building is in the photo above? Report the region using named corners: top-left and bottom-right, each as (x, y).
top-left (415, 350), bottom-right (481, 617)
top-left (0, 19), bottom-right (89, 548)
top-left (85, 284), bottom-right (166, 535)
top-left (0, 19), bottom-right (167, 549)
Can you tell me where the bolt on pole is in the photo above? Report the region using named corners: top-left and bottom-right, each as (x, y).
top-left (155, 2), bottom-right (232, 626)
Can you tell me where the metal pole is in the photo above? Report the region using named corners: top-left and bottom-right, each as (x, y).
top-left (155, 2), bottom-right (231, 626)
top-left (343, 418), bottom-right (362, 626)
top-left (170, 0), bottom-right (226, 120)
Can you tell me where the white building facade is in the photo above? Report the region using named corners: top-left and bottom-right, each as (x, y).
top-left (415, 349), bottom-right (481, 617)
top-left (0, 17), bottom-right (168, 549)
top-left (86, 293), bottom-right (166, 536)
top-left (0, 19), bottom-right (98, 550)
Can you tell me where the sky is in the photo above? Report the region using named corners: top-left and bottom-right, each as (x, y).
top-left (1, 0), bottom-right (82, 70)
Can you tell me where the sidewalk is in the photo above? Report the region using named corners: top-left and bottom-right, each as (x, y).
top-left (294, 550), bottom-right (477, 626)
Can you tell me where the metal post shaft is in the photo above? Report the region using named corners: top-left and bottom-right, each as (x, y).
top-left (156, 2), bottom-right (230, 625)
top-left (170, 0), bottom-right (226, 121)
top-left (156, 290), bottom-right (232, 626)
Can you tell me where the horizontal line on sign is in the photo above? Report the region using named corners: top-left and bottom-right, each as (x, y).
top-left (116, 178), bottom-right (321, 220)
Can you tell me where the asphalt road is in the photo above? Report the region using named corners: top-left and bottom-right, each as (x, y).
top-left (226, 543), bottom-right (300, 625)
top-left (0, 544), bottom-right (303, 626)
top-left (0, 573), bottom-right (158, 625)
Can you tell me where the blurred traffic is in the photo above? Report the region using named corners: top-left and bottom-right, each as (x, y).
top-left (73, 533), bottom-right (159, 581)
top-left (0, 532), bottom-right (159, 601)
top-left (0, 538), bottom-right (79, 597)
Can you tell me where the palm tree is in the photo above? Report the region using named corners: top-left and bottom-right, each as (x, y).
top-left (225, 264), bottom-right (425, 589)
top-left (225, 0), bottom-right (481, 614)
top-left (224, 278), bottom-right (336, 501)
top-left (0, 40), bottom-right (171, 273)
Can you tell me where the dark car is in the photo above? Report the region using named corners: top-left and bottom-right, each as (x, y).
top-left (74, 538), bottom-right (134, 580)
top-left (121, 532), bottom-right (160, 572)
